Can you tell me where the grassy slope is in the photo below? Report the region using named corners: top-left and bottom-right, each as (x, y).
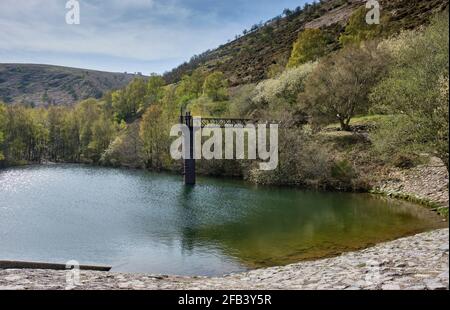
top-left (1, 1), bottom-right (446, 106)
top-left (0, 64), bottom-right (139, 106)
top-left (163, 0), bottom-right (448, 86)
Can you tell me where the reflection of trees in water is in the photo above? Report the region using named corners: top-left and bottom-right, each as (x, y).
top-left (176, 186), bottom-right (201, 253)
top-left (149, 182), bottom-right (446, 270)
top-left (174, 183), bottom-right (253, 255)
top-left (187, 192), bottom-right (445, 268)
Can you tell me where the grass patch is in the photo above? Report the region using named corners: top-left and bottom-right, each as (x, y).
top-left (324, 114), bottom-right (395, 130)
top-left (349, 115), bottom-right (395, 127)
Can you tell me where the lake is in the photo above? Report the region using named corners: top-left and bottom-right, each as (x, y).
top-left (0, 164), bottom-right (445, 276)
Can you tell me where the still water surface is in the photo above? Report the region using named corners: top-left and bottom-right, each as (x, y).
top-left (0, 164), bottom-right (445, 276)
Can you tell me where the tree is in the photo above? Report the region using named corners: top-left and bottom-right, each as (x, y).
top-left (62, 109), bottom-right (81, 162)
top-left (75, 99), bottom-right (104, 160)
top-left (287, 28), bottom-right (327, 68)
top-left (2, 105), bottom-right (46, 163)
top-left (0, 131), bottom-right (4, 161)
top-left (0, 103), bottom-right (6, 161)
top-left (370, 12), bottom-right (449, 169)
top-left (255, 62), bottom-right (317, 107)
top-left (146, 75), bottom-right (165, 107)
top-left (300, 42), bottom-right (389, 131)
top-left (87, 115), bottom-right (116, 162)
top-left (111, 89), bottom-right (128, 122)
top-left (47, 106), bottom-right (66, 161)
top-left (112, 78), bottom-right (147, 122)
top-left (283, 8), bottom-right (293, 17)
top-left (203, 72), bottom-right (228, 101)
top-left (126, 78), bottom-right (147, 116)
top-left (339, 6), bottom-right (386, 47)
top-left (42, 90), bottom-right (50, 104)
top-left (140, 105), bottom-right (166, 170)
top-left (101, 122), bottom-right (143, 168)
top-left (176, 69), bottom-right (206, 100)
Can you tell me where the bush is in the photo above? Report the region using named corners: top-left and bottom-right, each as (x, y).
top-left (227, 84), bottom-right (257, 117)
top-left (248, 127), bottom-right (333, 188)
top-left (331, 160), bottom-right (356, 183)
top-left (339, 5), bottom-right (387, 47)
top-left (370, 115), bottom-right (417, 159)
top-left (203, 72), bottom-right (229, 101)
top-left (254, 62), bottom-right (317, 108)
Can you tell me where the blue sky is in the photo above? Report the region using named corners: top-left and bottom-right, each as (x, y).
top-left (0, 0), bottom-right (309, 74)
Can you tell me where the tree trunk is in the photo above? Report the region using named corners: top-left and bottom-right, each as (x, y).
top-left (339, 118), bottom-right (352, 131)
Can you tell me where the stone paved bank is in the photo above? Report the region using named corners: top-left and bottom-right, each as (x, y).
top-left (374, 157), bottom-right (449, 211)
top-left (1, 229), bottom-right (448, 290)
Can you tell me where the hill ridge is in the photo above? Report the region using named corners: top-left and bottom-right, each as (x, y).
top-left (163, 0), bottom-right (448, 86)
top-left (0, 63), bottom-right (142, 107)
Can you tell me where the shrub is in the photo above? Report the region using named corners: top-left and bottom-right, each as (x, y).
top-left (339, 5), bottom-right (387, 47)
top-left (254, 62), bottom-right (317, 108)
top-left (203, 72), bottom-right (229, 101)
top-left (331, 160), bottom-right (356, 183)
top-left (227, 84), bottom-right (257, 117)
top-left (248, 127), bottom-right (333, 188)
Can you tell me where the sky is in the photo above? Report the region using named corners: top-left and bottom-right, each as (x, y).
top-left (0, 0), bottom-right (309, 75)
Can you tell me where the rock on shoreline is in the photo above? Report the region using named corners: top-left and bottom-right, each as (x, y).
top-left (1, 229), bottom-right (448, 290)
top-left (374, 157), bottom-right (449, 212)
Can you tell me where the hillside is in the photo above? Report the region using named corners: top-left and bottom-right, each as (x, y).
top-left (163, 0), bottom-right (448, 86)
top-left (0, 64), bottom-right (138, 106)
top-left (0, 0), bottom-right (447, 106)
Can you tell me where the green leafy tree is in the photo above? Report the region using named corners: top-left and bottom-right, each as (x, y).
top-left (0, 132), bottom-right (4, 161)
top-left (140, 105), bottom-right (166, 170)
top-left (176, 69), bottom-right (207, 107)
top-left (146, 75), bottom-right (166, 107)
top-left (126, 78), bottom-right (147, 116)
top-left (0, 103), bottom-right (6, 161)
top-left (75, 99), bottom-right (103, 160)
top-left (203, 71), bottom-right (228, 101)
top-left (87, 115), bottom-right (116, 162)
top-left (101, 122), bottom-right (143, 168)
top-left (255, 62), bottom-right (317, 107)
top-left (300, 42), bottom-right (389, 131)
top-left (111, 89), bottom-right (128, 122)
top-left (339, 6), bottom-right (386, 47)
top-left (371, 12), bottom-right (449, 169)
top-left (287, 28), bottom-right (327, 68)
top-left (112, 78), bottom-right (147, 122)
top-left (47, 107), bottom-right (66, 161)
top-left (2, 105), bottom-right (46, 163)
top-left (62, 109), bottom-right (81, 162)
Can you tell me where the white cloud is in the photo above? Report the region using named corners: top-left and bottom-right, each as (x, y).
top-left (0, 0), bottom-right (303, 72)
top-left (0, 0), bottom-right (241, 62)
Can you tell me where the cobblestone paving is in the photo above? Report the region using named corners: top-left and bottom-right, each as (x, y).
top-left (1, 229), bottom-right (448, 290)
top-left (375, 157), bottom-right (449, 209)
